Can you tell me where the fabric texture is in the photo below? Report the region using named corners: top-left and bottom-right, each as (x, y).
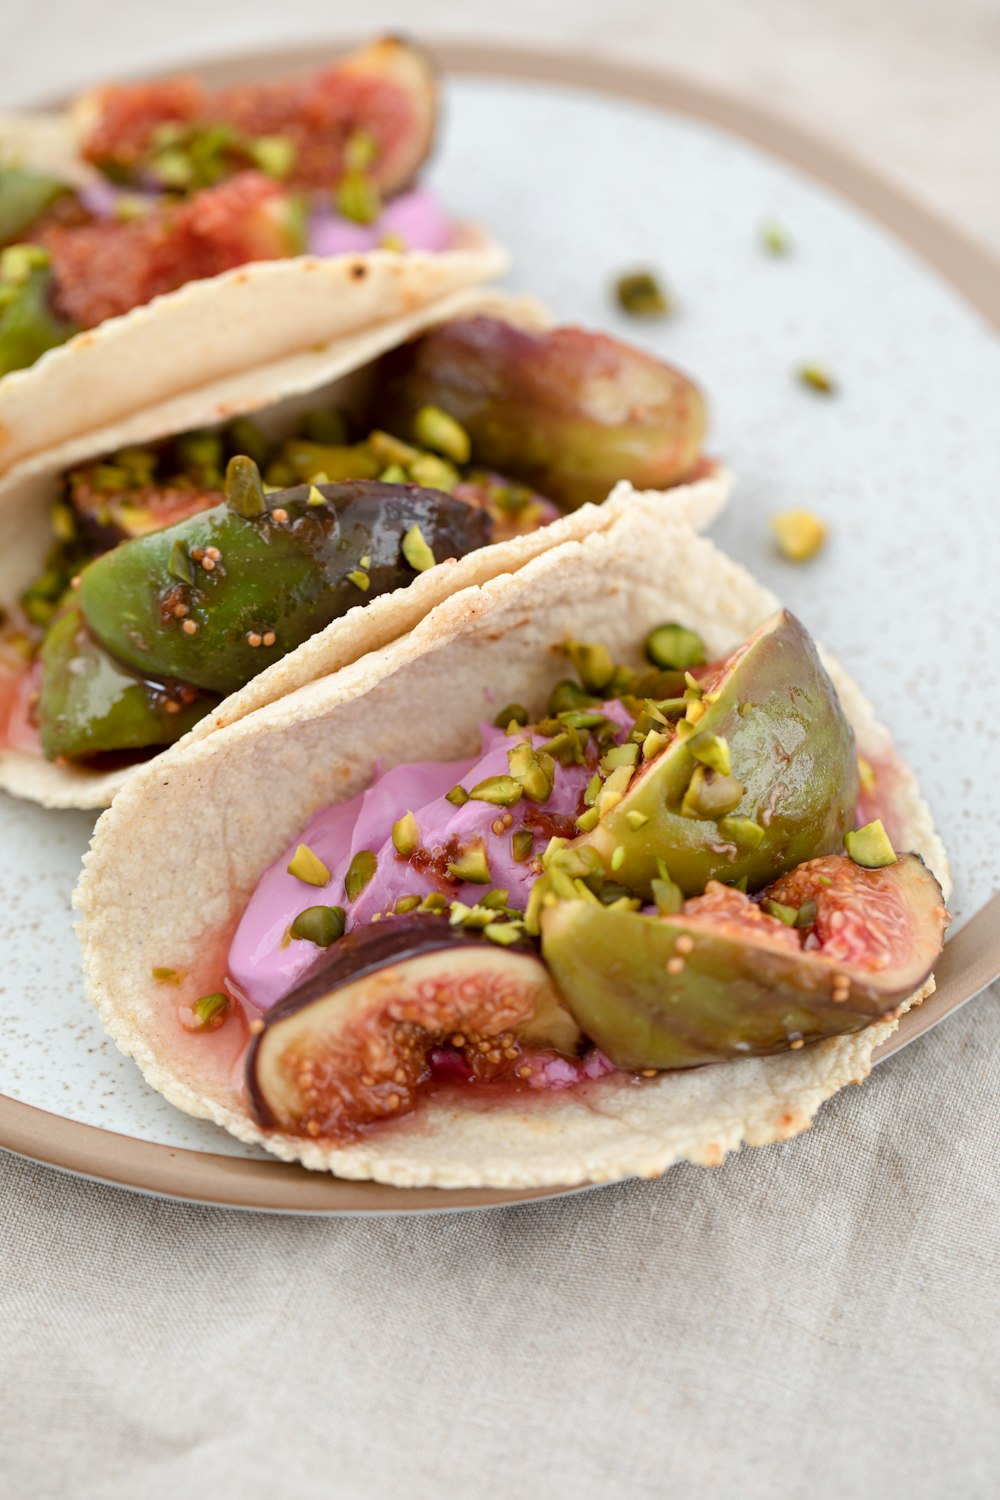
top-left (1, 996), bottom-right (997, 1500)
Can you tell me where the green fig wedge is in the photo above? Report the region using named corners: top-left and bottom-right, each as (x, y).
top-left (572, 610), bottom-right (859, 897)
top-left (540, 853), bottom-right (949, 1070)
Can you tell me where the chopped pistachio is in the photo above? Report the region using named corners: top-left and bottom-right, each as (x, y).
top-left (419, 891), bottom-right (449, 913)
top-left (718, 815), bottom-right (765, 849)
top-left (369, 430), bottom-right (418, 467)
top-left (538, 730), bottom-right (582, 767)
top-left (447, 839), bottom-right (491, 884)
top-left (445, 785), bottom-right (469, 807)
top-left (680, 766), bottom-right (744, 821)
top-left (401, 523), bottom-right (437, 573)
top-left (192, 992), bottom-right (229, 1029)
top-left (480, 888), bottom-right (511, 911)
top-left (336, 170), bottom-right (381, 225)
top-left (378, 463), bottom-right (409, 484)
top-left (644, 623), bottom-right (705, 671)
top-left (610, 846), bottom-right (626, 871)
top-left (286, 843), bottom-right (331, 887)
top-left (290, 905), bottom-right (346, 947)
top-left (1, 242), bottom-right (50, 285)
top-left (625, 810), bottom-right (649, 831)
top-left (601, 743), bottom-right (640, 773)
top-left (395, 895), bottom-right (422, 914)
top-left (511, 829), bottom-right (534, 863)
top-left (566, 640), bottom-right (615, 694)
top-left (249, 133), bottom-right (296, 179)
top-left (225, 455), bottom-right (267, 519)
top-left (575, 806), bottom-right (601, 833)
top-left (507, 743), bottom-right (555, 803)
top-left (307, 484), bottom-right (327, 507)
top-left (845, 819), bottom-right (897, 869)
top-left (651, 877), bottom-right (683, 915)
top-left (857, 755), bottom-right (877, 795)
top-left (168, 539), bottom-right (194, 586)
top-left (151, 966), bottom-right (181, 984)
top-left (494, 702), bottom-right (529, 729)
top-left (596, 765), bottom-right (633, 818)
top-left (414, 405), bottom-right (471, 465)
top-left (795, 899), bottom-right (818, 929)
top-left (685, 699), bottom-right (707, 726)
top-left (484, 922), bottom-right (521, 947)
top-left (469, 775), bottom-right (523, 807)
top-left (346, 568), bottom-right (371, 591)
top-left (766, 901), bottom-right (799, 926)
top-left (344, 129), bottom-right (378, 173)
top-left (687, 731), bottom-right (732, 777)
top-left (583, 772), bottom-right (602, 808)
top-left (345, 849), bottom-right (378, 901)
top-left (761, 220), bottom-right (791, 255)
top-left (548, 679), bottom-right (599, 715)
top-left (615, 270), bottom-right (669, 317)
top-left (772, 508), bottom-right (827, 562)
top-left (391, 811), bottom-right (420, 857)
top-left (642, 729), bottom-right (671, 761)
top-left (798, 364), bottom-right (836, 394)
top-left (407, 453), bottom-right (459, 493)
top-left (448, 901), bottom-right (493, 929)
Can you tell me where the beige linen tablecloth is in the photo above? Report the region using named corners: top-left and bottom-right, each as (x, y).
top-left (1, 5), bottom-right (998, 1497)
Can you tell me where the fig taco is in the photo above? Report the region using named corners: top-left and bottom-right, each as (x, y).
top-left (0, 286), bottom-right (729, 808)
top-left (75, 506), bottom-right (950, 1190)
top-left (0, 37), bottom-right (505, 474)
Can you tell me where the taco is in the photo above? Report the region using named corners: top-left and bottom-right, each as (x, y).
top-left (0, 37), bottom-right (505, 474)
top-left (75, 505), bottom-right (950, 1189)
top-left (0, 287), bottom-right (729, 808)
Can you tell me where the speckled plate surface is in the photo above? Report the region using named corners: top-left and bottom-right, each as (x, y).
top-left (1, 43), bottom-right (998, 1213)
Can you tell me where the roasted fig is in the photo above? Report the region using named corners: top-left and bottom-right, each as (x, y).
top-left (248, 917), bottom-right (582, 1140)
top-left (572, 611), bottom-right (858, 897)
top-left (79, 37), bottom-right (437, 196)
top-left (540, 853), bottom-right (948, 1070)
top-left (74, 472), bottom-right (492, 696)
top-left (38, 605), bottom-right (214, 761)
top-left (41, 173), bottom-right (303, 328)
top-left (374, 316), bottom-right (706, 510)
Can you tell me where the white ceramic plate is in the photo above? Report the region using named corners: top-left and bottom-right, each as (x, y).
top-left (1, 44), bottom-right (997, 1212)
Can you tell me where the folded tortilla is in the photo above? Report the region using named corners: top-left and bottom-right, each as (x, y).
top-left (75, 504), bottom-right (948, 1189)
top-left (0, 286), bottom-right (732, 809)
top-left (0, 112), bottom-right (506, 476)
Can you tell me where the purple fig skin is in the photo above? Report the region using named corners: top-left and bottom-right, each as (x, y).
top-left (374, 316), bottom-right (707, 510)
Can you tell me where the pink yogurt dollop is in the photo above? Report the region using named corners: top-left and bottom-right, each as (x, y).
top-left (307, 187), bottom-right (456, 257)
top-left (228, 705), bottom-right (635, 1012)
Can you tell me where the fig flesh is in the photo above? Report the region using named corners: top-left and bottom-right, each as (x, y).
top-left (374, 316), bottom-right (706, 510)
top-left (248, 917), bottom-right (582, 1140)
top-left (540, 854), bottom-right (948, 1070)
top-left (572, 611), bottom-right (858, 897)
top-left (80, 38), bottom-right (437, 197)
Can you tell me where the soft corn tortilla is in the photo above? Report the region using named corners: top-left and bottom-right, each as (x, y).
top-left (75, 507), bottom-right (949, 1189)
top-left (0, 114), bottom-right (506, 475)
top-left (0, 285), bottom-right (732, 809)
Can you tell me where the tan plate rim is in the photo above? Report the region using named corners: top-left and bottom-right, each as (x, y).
top-left (2, 39), bottom-right (998, 1214)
